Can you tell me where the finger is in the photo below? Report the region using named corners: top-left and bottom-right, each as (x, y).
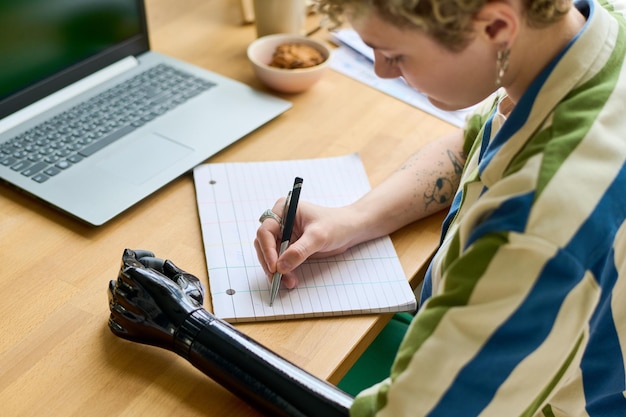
top-left (275, 236), bottom-right (318, 275)
top-left (255, 197), bottom-right (294, 278)
top-left (279, 271), bottom-right (299, 289)
top-left (109, 297), bottom-right (133, 318)
top-left (108, 315), bottom-right (128, 336)
top-left (109, 279), bottom-right (143, 317)
top-left (122, 248), bottom-right (154, 268)
top-left (272, 197), bottom-right (288, 218)
top-left (255, 221), bottom-right (281, 273)
top-left (108, 279), bottom-right (116, 299)
top-left (132, 249), bottom-right (156, 260)
top-left (137, 255), bottom-right (166, 272)
top-left (254, 238), bottom-right (271, 276)
top-left (258, 208), bottom-right (283, 226)
top-left (163, 259), bottom-right (205, 306)
top-left (116, 269), bottom-right (138, 296)
top-left (162, 258), bottom-right (185, 276)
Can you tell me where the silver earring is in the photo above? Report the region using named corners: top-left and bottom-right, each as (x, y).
top-left (495, 47), bottom-right (510, 87)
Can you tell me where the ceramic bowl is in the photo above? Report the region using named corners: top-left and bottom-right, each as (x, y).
top-left (247, 34), bottom-right (332, 93)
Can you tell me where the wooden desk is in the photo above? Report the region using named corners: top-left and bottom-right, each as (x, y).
top-left (0, 0), bottom-right (457, 415)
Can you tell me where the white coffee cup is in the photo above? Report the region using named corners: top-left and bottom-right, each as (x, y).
top-left (253, 0), bottom-right (307, 38)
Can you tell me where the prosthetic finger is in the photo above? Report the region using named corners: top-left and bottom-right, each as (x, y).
top-left (129, 250), bottom-right (205, 307)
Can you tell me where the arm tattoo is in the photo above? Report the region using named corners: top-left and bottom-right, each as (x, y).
top-left (424, 177), bottom-right (455, 207)
top-left (448, 149), bottom-right (465, 175)
top-left (423, 149), bottom-right (465, 209)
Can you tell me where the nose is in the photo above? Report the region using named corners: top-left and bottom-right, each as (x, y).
top-left (373, 51), bottom-right (402, 79)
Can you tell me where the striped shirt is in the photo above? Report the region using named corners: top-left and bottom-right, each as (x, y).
top-left (351, 0), bottom-right (626, 415)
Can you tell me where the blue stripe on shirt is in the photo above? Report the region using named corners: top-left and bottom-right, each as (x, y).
top-left (576, 164), bottom-right (626, 415)
top-left (465, 191), bottom-right (533, 248)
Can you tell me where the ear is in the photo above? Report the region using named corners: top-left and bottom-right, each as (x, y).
top-left (473, 2), bottom-right (519, 47)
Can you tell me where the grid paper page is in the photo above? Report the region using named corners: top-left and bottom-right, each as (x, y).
top-left (193, 154), bottom-right (417, 322)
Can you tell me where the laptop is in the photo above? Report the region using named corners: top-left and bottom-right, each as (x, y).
top-left (0, 0), bottom-right (292, 226)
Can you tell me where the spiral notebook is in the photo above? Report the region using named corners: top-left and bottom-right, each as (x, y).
top-left (193, 154), bottom-right (417, 322)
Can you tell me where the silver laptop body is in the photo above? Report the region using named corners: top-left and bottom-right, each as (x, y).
top-left (0, 0), bottom-right (291, 226)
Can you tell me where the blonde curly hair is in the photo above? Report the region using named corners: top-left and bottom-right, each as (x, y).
top-left (315, 0), bottom-right (571, 51)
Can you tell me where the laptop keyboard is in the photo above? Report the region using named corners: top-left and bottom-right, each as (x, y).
top-left (0, 64), bottom-right (215, 183)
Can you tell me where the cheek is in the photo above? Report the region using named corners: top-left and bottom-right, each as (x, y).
top-left (402, 64), bottom-right (487, 110)
top-left (400, 62), bottom-right (458, 94)
top-left (419, 55), bottom-right (492, 95)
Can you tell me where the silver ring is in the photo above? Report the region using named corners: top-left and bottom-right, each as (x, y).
top-left (259, 209), bottom-right (282, 225)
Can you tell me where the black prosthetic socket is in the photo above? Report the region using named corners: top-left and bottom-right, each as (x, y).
top-left (175, 310), bottom-right (352, 417)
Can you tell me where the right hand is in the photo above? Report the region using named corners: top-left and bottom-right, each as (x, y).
top-left (254, 200), bottom-right (362, 289)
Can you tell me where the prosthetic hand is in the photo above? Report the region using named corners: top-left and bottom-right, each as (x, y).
top-left (108, 249), bottom-right (352, 417)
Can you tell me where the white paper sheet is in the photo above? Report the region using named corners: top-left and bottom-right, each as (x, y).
top-left (193, 154), bottom-right (417, 322)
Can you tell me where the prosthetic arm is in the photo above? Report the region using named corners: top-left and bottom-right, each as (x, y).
top-left (107, 249), bottom-right (353, 417)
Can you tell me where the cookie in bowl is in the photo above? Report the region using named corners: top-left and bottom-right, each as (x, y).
top-left (269, 43), bottom-right (325, 69)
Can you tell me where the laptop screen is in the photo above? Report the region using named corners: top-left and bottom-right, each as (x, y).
top-left (0, 0), bottom-right (148, 118)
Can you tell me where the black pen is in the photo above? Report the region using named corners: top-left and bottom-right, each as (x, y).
top-left (270, 177), bottom-right (303, 306)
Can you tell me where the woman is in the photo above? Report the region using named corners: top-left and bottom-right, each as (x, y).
top-left (109, 0), bottom-right (626, 415)
top-left (255, 0), bottom-right (626, 415)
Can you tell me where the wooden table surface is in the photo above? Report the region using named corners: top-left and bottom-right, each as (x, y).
top-left (0, 0), bottom-right (457, 415)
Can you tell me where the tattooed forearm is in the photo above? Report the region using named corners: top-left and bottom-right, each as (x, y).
top-left (386, 131), bottom-right (466, 222)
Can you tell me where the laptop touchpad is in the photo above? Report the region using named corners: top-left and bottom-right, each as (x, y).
top-left (97, 132), bottom-right (194, 185)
